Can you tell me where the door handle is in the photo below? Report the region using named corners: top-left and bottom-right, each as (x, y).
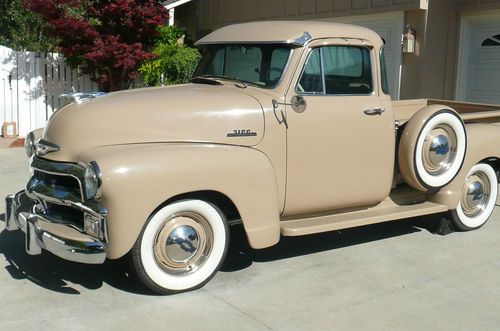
top-left (363, 108), bottom-right (385, 116)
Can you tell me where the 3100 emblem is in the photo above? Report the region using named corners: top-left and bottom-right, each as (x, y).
top-left (227, 129), bottom-right (257, 137)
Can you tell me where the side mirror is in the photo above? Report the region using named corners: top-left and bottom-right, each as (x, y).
top-left (291, 95), bottom-right (307, 113)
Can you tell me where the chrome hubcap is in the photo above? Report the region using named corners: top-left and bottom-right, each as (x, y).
top-left (154, 212), bottom-right (213, 275)
top-left (461, 172), bottom-right (491, 217)
top-left (422, 125), bottom-right (457, 175)
top-left (166, 225), bottom-right (199, 263)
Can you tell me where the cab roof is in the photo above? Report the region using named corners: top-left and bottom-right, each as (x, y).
top-left (195, 21), bottom-right (383, 46)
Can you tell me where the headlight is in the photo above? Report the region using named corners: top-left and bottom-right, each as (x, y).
top-left (84, 161), bottom-right (103, 200)
top-left (24, 132), bottom-right (36, 158)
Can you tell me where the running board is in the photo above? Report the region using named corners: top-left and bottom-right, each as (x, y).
top-left (280, 201), bottom-right (448, 236)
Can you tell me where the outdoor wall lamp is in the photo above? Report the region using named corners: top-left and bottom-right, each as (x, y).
top-left (402, 25), bottom-right (416, 53)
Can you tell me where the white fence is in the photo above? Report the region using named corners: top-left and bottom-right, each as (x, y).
top-left (0, 45), bottom-right (98, 137)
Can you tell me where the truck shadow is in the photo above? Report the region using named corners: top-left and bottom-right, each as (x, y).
top-left (0, 230), bottom-right (148, 295)
top-left (221, 213), bottom-right (446, 272)
top-left (0, 213), bottom-right (445, 295)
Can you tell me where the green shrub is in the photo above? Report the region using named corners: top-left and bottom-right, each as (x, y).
top-left (139, 25), bottom-right (201, 86)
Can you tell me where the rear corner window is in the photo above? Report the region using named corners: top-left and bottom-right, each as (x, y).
top-left (380, 48), bottom-right (390, 95)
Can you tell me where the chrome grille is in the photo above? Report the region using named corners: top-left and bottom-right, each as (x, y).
top-left (26, 156), bottom-right (108, 241)
top-left (34, 171), bottom-right (81, 196)
top-left (44, 202), bottom-right (85, 231)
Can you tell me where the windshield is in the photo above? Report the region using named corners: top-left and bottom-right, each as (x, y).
top-left (193, 44), bottom-right (292, 88)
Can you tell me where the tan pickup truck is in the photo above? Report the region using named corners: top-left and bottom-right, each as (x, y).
top-left (5, 21), bottom-right (500, 294)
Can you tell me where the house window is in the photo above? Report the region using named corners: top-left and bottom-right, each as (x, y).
top-left (481, 34), bottom-right (500, 46)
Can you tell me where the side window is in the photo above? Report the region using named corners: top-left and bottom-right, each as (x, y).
top-left (296, 45), bottom-right (374, 95)
top-left (297, 48), bottom-right (323, 94)
top-left (322, 46), bottom-right (373, 95)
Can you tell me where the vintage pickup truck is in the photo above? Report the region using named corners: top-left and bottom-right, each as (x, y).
top-left (5, 21), bottom-right (500, 294)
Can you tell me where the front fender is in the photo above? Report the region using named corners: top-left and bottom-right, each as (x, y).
top-left (429, 123), bottom-right (500, 208)
top-left (79, 143), bottom-right (281, 259)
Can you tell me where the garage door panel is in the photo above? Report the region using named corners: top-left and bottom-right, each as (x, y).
top-left (467, 62), bottom-right (500, 98)
top-left (470, 49), bottom-right (500, 59)
top-left (467, 69), bottom-right (500, 91)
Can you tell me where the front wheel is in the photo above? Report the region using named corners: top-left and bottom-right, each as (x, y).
top-left (130, 200), bottom-right (230, 294)
top-left (450, 163), bottom-right (498, 231)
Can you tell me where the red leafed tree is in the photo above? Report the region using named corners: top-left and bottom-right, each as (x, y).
top-left (24, 0), bottom-right (168, 91)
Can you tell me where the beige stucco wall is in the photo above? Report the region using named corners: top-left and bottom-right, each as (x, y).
top-left (192, 0), bottom-right (500, 100)
top-left (403, 0), bottom-right (500, 100)
top-left (198, 0), bottom-right (424, 30)
top-left (173, 1), bottom-right (199, 41)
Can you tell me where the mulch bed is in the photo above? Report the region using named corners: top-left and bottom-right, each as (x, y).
top-left (8, 138), bottom-right (25, 148)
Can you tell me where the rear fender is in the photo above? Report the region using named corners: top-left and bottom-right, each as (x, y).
top-left (429, 123), bottom-right (500, 208)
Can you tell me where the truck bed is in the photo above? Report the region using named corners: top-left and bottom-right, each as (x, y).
top-left (393, 99), bottom-right (500, 124)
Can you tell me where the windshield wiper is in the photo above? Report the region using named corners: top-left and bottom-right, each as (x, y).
top-left (191, 76), bottom-right (223, 85)
top-left (193, 75), bottom-right (263, 88)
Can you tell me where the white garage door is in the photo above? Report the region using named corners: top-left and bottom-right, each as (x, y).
top-left (457, 14), bottom-right (500, 104)
top-left (319, 12), bottom-right (404, 100)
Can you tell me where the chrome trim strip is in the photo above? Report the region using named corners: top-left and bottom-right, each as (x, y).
top-left (320, 48), bottom-right (326, 94)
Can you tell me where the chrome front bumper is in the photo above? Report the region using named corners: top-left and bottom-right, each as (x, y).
top-left (4, 191), bottom-right (106, 264)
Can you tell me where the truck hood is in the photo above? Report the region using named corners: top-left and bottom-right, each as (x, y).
top-left (42, 84), bottom-right (264, 161)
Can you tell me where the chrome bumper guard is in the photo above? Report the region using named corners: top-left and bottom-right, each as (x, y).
top-left (4, 191), bottom-right (106, 264)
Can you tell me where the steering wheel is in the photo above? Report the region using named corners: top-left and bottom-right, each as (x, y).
top-left (265, 67), bottom-right (284, 84)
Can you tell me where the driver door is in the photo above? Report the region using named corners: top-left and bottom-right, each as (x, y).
top-left (284, 39), bottom-right (394, 216)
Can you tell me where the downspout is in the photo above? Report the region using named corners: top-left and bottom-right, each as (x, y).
top-left (169, 8), bottom-right (175, 26)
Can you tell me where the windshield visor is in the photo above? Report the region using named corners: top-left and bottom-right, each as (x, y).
top-left (193, 44), bottom-right (292, 88)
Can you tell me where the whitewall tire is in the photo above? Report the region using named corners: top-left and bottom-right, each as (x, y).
top-left (450, 163), bottom-right (498, 231)
top-left (130, 200), bottom-right (229, 294)
top-left (414, 111), bottom-right (467, 190)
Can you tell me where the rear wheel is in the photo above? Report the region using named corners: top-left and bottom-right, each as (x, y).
top-left (130, 200), bottom-right (229, 294)
top-left (450, 163), bottom-right (498, 231)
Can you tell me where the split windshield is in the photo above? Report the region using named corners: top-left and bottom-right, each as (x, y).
top-left (193, 44), bottom-right (292, 88)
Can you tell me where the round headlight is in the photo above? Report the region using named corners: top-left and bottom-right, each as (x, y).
top-left (84, 161), bottom-right (102, 200)
top-left (24, 132), bottom-right (36, 158)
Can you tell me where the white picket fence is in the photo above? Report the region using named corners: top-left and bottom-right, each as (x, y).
top-left (0, 45), bottom-right (99, 137)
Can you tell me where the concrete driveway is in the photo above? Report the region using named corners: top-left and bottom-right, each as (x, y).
top-left (1, 147), bottom-right (500, 330)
